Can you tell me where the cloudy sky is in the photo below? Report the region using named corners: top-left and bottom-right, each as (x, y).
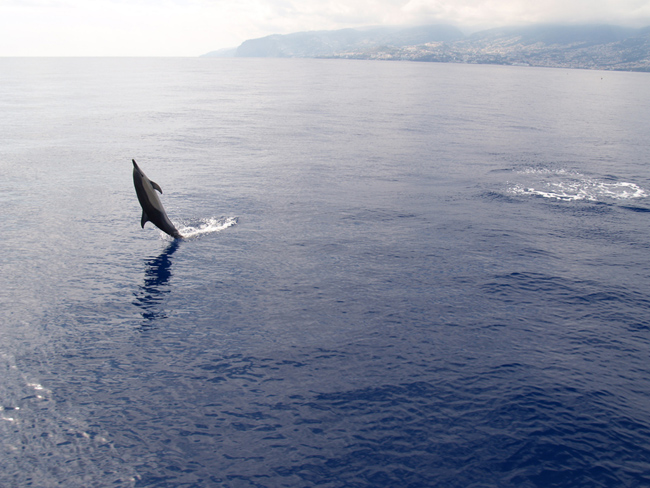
top-left (1, 0), bottom-right (649, 56)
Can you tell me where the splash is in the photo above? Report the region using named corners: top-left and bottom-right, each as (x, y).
top-left (175, 217), bottom-right (238, 239)
top-left (507, 168), bottom-right (647, 202)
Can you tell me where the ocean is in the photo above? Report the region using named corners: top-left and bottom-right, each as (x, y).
top-left (1, 57), bottom-right (650, 487)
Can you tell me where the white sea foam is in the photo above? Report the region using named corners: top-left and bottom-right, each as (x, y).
top-left (517, 168), bottom-right (576, 176)
top-left (508, 168), bottom-right (647, 202)
top-left (174, 216), bottom-right (238, 239)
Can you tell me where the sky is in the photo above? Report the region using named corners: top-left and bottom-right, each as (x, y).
top-left (1, 0), bottom-right (649, 56)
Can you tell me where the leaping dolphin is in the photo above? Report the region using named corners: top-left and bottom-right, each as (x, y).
top-left (132, 159), bottom-right (183, 239)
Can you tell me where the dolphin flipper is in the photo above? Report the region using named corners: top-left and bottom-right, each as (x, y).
top-left (151, 181), bottom-right (163, 194)
top-left (141, 210), bottom-right (150, 228)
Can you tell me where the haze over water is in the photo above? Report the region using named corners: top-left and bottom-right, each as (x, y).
top-left (1, 58), bottom-right (650, 487)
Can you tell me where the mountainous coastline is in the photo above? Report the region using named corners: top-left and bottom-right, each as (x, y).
top-left (203, 24), bottom-right (650, 72)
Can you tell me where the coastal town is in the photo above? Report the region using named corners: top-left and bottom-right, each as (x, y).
top-left (326, 35), bottom-right (650, 72)
top-left (214, 24), bottom-right (650, 72)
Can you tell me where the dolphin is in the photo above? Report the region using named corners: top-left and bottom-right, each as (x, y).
top-left (132, 159), bottom-right (183, 239)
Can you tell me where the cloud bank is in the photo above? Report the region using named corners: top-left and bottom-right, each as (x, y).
top-left (1, 0), bottom-right (649, 56)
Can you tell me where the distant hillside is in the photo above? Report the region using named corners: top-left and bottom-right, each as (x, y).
top-left (203, 24), bottom-right (650, 72)
top-left (232, 25), bottom-right (464, 58)
top-left (470, 24), bottom-right (638, 46)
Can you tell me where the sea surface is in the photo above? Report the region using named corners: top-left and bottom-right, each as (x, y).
top-left (1, 58), bottom-right (650, 487)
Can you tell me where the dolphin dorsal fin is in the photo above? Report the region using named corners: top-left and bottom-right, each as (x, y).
top-left (150, 181), bottom-right (163, 194)
top-left (141, 210), bottom-right (150, 228)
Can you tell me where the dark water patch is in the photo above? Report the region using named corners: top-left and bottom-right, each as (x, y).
top-left (32, 335), bottom-right (645, 488)
top-left (481, 271), bottom-right (650, 330)
top-left (480, 190), bottom-right (522, 204)
top-left (339, 207), bottom-right (421, 225)
top-left (198, 378), bottom-right (650, 488)
top-left (620, 204), bottom-right (650, 213)
top-left (481, 272), bottom-right (588, 305)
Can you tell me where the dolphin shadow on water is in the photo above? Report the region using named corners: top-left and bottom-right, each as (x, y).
top-left (133, 240), bottom-right (180, 327)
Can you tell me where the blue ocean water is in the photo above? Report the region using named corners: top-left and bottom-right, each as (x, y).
top-left (1, 57), bottom-right (650, 487)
